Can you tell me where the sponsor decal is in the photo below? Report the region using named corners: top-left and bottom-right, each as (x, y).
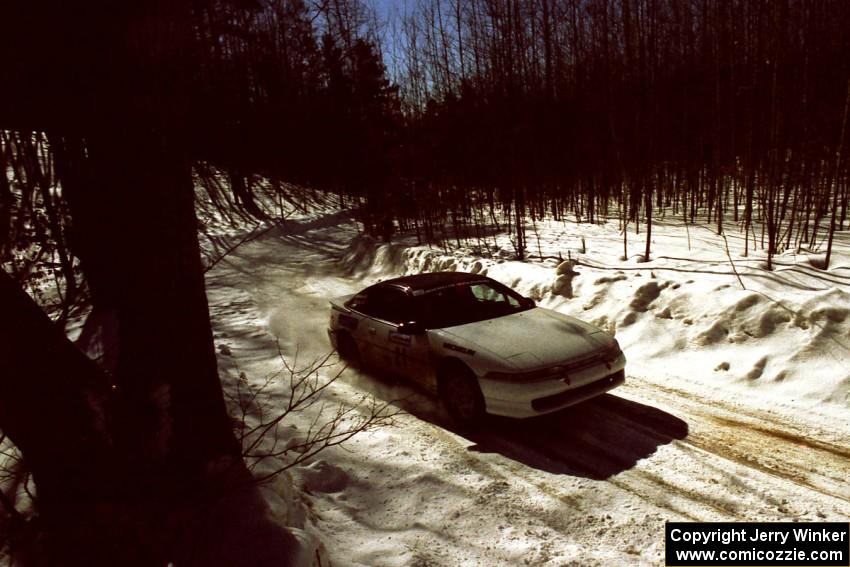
top-left (389, 332), bottom-right (412, 346)
top-left (443, 342), bottom-right (476, 356)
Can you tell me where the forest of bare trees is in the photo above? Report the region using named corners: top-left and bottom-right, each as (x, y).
top-left (388, 0), bottom-right (850, 268)
top-left (5, 0), bottom-right (850, 303)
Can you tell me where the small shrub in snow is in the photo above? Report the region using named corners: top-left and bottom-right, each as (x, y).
top-left (227, 349), bottom-right (401, 485)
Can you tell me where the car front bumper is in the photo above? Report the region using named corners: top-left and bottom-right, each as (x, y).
top-left (478, 351), bottom-right (627, 418)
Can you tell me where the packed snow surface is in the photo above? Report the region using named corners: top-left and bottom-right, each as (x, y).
top-left (205, 204), bottom-right (850, 566)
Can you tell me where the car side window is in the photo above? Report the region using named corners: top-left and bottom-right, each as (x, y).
top-left (470, 283), bottom-right (520, 307)
top-left (348, 292), bottom-right (369, 312)
top-left (356, 286), bottom-right (411, 324)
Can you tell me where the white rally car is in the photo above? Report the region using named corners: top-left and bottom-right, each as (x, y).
top-left (328, 272), bottom-right (625, 422)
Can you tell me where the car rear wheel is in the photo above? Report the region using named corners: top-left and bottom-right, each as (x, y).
top-left (337, 333), bottom-right (362, 369)
top-left (439, 365), bottom-right (485, 425)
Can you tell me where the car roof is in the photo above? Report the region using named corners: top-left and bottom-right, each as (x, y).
top-left (377, 271), bottom-right (491, 293)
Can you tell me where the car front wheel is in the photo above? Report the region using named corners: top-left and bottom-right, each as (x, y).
top-left (438, 365), bottom-right (485, 425)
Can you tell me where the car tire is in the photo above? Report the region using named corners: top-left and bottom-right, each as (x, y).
top-left (337, 333), bottom-right (362, 369)
top-left (438, 364), bottom-right (485, 425)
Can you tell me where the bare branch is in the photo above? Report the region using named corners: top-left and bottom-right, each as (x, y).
top-left (226, 349), bottom-right (402, 486)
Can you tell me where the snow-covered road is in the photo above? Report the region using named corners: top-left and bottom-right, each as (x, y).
top-left (205, 212), bottom-right (850, 566)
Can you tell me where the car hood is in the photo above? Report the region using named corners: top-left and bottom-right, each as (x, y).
top-left (440, 307), bottom-right (609, 369)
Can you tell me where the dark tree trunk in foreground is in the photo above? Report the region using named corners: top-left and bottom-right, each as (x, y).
top-left (0, 270), bottom-right (112, 555)
top-left (0, 131), bottom-right (250, 565)
top-left (0, 0), bottom-right (271, 563)
top-left (56, 132), bottom-right (240, 470)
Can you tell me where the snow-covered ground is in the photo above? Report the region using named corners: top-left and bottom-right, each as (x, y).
top-left (205, 204), bottom-right (850, 566)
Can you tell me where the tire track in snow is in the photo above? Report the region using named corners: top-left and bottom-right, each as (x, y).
top-left (682, 422), bottom-right (850, 507)
top-left (625, 378), bottom-right (850, 513)
top-left (636, 379), bottom-right (849, 452)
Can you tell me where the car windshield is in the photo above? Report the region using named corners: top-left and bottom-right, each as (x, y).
top-left (413, 280), bottom-right (532, 329)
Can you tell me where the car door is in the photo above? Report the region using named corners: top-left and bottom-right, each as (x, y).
top-left (354, 286), bottom-right (432, 383)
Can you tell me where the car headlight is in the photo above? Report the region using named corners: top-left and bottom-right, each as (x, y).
top-left (603, 337), bottom-right (622, 360)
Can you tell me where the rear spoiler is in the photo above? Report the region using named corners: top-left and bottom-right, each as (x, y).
top-left (330, 294), bottom-right (354, 311)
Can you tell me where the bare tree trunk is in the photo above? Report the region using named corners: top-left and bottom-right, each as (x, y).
top-left (824, 79), bottom-right (850, 269)
top-left (35, 128), bottom-right (250, 564)
top-left (57, 131), bottom-right (240, 467)
top-left (644, 177), bottom-right (652, 261)
top-left (0, 133), bottom-right (14, 259)
top-left (0, 270), bottom-right (111, 556)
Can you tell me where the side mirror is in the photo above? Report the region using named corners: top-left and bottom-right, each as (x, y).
top-left (522, 297), bottom-right (536, 308)
top-left (398, 321), bottom-right (425, 335)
